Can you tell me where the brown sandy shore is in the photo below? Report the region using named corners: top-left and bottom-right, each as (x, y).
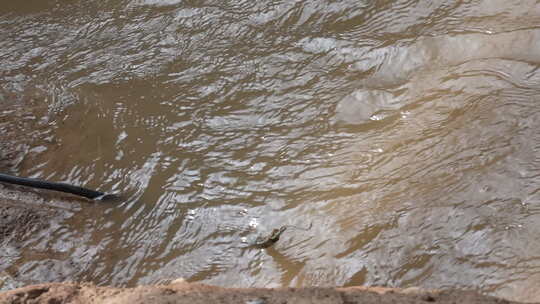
top-left (0, 280), bottom-right (519, 304)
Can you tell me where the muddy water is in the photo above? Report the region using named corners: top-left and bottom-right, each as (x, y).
top-left (2, 0), bottom-right (540, 301)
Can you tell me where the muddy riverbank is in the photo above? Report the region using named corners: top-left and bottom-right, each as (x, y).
top-left (0, 281), bottom-right (518, 304)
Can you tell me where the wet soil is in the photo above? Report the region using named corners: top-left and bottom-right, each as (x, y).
top-left (0, 187), bottom-right (72, 291)
top-left (0, 281), bottom-right (517, 304)
top-left (0, 201), bottom-right (49, 245)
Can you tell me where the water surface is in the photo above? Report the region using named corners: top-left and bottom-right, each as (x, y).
top-left (2, 0), bottom-right (540, 301)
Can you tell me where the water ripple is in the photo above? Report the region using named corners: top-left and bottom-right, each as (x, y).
top-left (2, 0), bottom-right (540, 302)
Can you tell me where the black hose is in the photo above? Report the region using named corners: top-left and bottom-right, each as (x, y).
top-left (0, 173), bottom-right (110, 200)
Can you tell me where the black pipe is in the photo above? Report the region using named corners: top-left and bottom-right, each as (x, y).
top-left (0, 173), bottom-right (111, 200)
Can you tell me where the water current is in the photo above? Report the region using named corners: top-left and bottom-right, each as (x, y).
top-left (2, 0), bottom-right (540, 301)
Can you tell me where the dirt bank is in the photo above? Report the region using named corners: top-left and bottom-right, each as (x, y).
top-left (0, 280), bottom-right (517, 304)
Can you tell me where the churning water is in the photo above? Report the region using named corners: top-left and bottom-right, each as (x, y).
top-left (2, 0), bottom-right (540, 301)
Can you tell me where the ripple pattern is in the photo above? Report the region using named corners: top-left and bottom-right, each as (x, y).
top-left (2, 0), bottom-right (540, 302)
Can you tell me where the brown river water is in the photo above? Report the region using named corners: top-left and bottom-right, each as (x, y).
top-left (2, 0), bottom-right (540, 301)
